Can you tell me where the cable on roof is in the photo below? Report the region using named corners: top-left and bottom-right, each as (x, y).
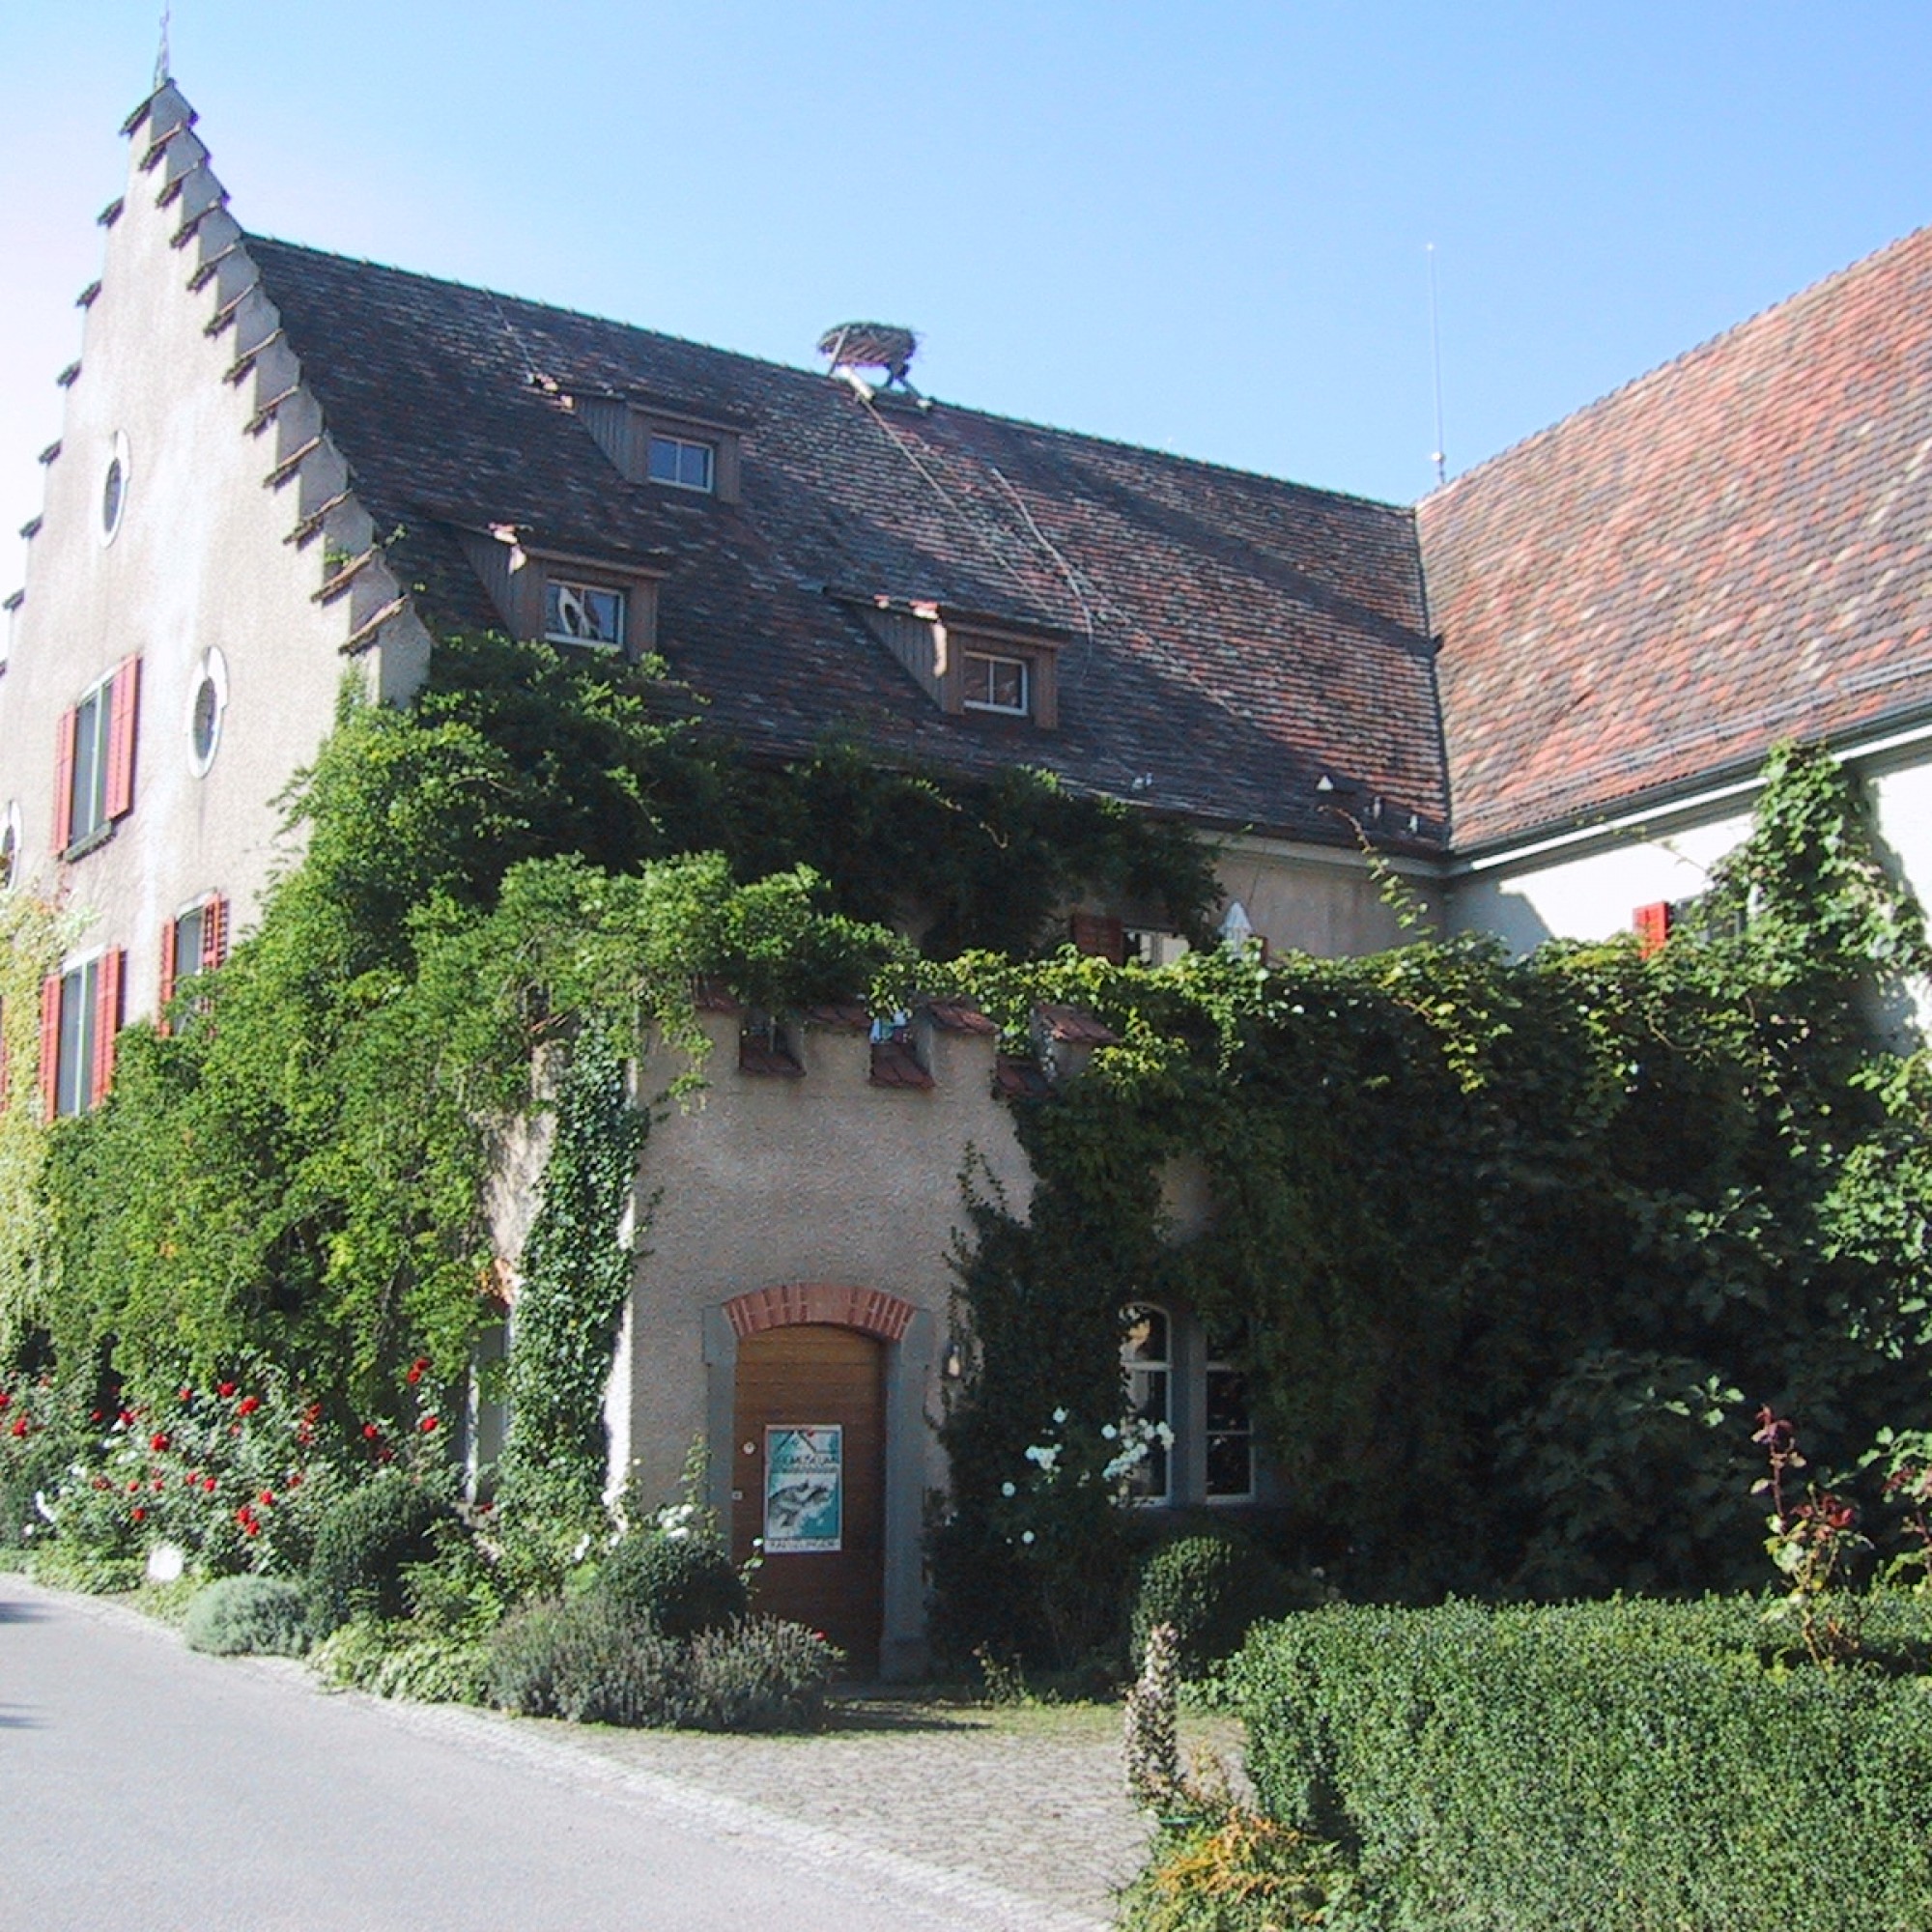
top-left (487, 291), bottom-right (554, 394)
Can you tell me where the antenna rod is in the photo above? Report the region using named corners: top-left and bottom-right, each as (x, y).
top-left (1427, 242), bottom-right (1447, 487)
top-left (156, 3), bottom-right (172, 88)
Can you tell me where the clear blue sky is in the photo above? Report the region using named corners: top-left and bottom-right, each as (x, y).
top-left (3, 3), bottom-right (1928, 589)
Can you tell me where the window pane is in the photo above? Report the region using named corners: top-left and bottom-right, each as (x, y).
top-left (1206, 1430), bottom-right (1253, 1499)
top-left (57, 962), bottom-right (95, 1116)
top-left (647, 436), bottom-right (680, 484)
top-left (174, 907), bottom-right (206, 984)
top-left (678, 441), bottom-right (713, 491)
top-left (1123, 1305), bottom-right (1168, 1364)
top-left (1206, 1367), bottom-right (1247, 1435)
top-left (545, 581), bottom-right (625, 648)
top-left (71, 688), bottom-right (108, 843)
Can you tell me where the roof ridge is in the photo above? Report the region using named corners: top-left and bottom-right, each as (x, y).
top-left (1420, 222), bottom-right (1932, 509)
top-left (242, 234), bottom-right (1416, 525)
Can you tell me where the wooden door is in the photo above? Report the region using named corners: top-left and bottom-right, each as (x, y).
top-left (731, 1323), bottom-right (885, 1665)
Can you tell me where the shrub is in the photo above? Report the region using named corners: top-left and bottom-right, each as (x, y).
top-left (1129, 1534), bottom-right (1298, 1680)
top-left (589, 1529), bottom-right (746, 1638)
top-left (306, 1473), bottom-right (456, 1634)
top-left (487, 1597), bottom-right (838, 1730)
top-left (1118, 1811), bottom-right (1353, 1932)
top-left (309, 1617), bottom-right (490, 1703)
top-left (680, 1617), bottom-right (838, 1731)
top-left (183, 1575), bottom-right (310, 1657)
top-left (1233, 1595), bottom-right (1932, 1931)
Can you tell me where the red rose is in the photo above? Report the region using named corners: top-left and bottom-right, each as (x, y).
top-left (152, 1478), bottom-right (164, 1492)
top-left (419, 1415), bottom-right (439, 1434)
top-left (0, 1391), bottom-right (12, 1410)
top-left (217, 1381), bottom-right (236, 1398)
top-left (362, 1423), bottom-right (382, 1440)
top-left (131, 1507), bottom-right (146, 1522)
top-left (178, 1388), bottom-right (193, 1404)
top-left (289, 1472), bottom-right (303, 1489)
top-left (10, 1418), bottom-right (27, 1438)
top-left (90, 1409), bottom-right (102, 1423)
top-left (259, 1490), bottom-right (274, 1507)
top-left (127, 1479), bottom-right (141, 1493)
top-left (118, 1408), bottom-right (135, 1426)
top-left (150, 1433), bottom-right (169, 1453)
top-left (92, 1477), bottom-right (109, 1491)
top-left (203, 1476), bottom-right (217, 1492)
top-left (236, 1396), bottom-right (261, 1417)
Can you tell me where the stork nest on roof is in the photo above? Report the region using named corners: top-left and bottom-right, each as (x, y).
top-left (818, 322), bottom-right (919, 387)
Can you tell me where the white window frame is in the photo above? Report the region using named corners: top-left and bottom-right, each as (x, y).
top-left (68, 674), bottom-right (114, 848)
top-left (646, 433), bottom-right (716, 494)
top-left (54, 952), bottom-right (100, 1119)
top-left (543, 578), bottom-right (628, 653)
top-left (961, 649), bottom-right (1031, 717)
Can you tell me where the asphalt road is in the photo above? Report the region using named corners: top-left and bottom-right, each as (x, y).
top-left (0, 1574), bottom-right (1097, 1931)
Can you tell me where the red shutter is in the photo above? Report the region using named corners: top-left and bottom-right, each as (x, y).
top-left (39, 975), bottom-right (62, 1120)
top-left (201, 894), bottom-right (227, 971)
top-left (157, 915), bottom-right (178, 1037)
top-left (51, 706), bottom-right (76, 854)
top-left (90, 947), bottom-right (124, 1108)
top-left (104, 656), bottom-right (140, 821)
top-left (1069, 911), bottom-right (1126, 964)
top-left (1634, 901), bottom-right (1673, 958)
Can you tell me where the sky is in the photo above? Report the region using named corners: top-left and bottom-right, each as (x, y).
top-left (2, 3), bottom-right (1929, 591)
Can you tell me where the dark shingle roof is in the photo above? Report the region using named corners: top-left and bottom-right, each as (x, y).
top-left (1418, 227), bottom-right (1932, 852)
top-left (245, 239), bottom-right (1444, 851)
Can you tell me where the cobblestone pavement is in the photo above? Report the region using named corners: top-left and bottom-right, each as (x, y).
top-left (513, 1692), bottom-right (1199, 1927)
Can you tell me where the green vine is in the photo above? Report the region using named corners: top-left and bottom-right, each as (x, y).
top-left (494, 1022), bottom-right (646, 1567)
top-left (930, 745), bottom-right (1932, 1652)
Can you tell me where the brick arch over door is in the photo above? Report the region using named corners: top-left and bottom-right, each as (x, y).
top-left (723, 1283), bottom-right (916, 1344)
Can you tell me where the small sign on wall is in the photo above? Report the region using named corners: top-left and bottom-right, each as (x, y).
top-left (764, 1425), bottom-right (843, 1553)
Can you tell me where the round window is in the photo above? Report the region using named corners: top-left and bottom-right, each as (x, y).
top-left (185, 647), bottom-right (229, 777)
top-left (99, 432), bottom-right (130, 545)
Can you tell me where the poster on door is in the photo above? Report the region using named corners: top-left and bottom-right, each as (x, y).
top-left (763, 1425), bottom-right (843, 1553)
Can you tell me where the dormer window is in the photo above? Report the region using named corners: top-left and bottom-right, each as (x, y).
top-left (845, 594), bottom-right (1064, 729)
top-left (458, 527), bottom-right (665, 660)
top-left (545, 579), bottom-right (627, 651)
top-left (574, 393), bottom-right (744, 502)
top-left (962, 650), bottom-right (1030, 716)
top-left (647, 434), bottom-right (715, 494)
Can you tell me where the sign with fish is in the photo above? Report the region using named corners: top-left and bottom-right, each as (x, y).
top-left (763, 1425), bottom-right (843, 1553)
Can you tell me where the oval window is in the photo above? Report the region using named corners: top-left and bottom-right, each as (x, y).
top-left (185, 647), bottom-right (229, 777)
top-left (99, 432), bottom-right (130, 545)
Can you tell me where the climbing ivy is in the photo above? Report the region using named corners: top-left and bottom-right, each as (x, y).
top-left (930, 745), bottom-right (1932, 1654)
top-left (493, 1022), bottom-right (646, 1570)
top-left (14, 632), bottom-right (1212, 1462)
top-left (0, 890), bottom-right (77, 1358)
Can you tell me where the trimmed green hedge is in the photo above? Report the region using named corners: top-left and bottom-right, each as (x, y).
top-left (1233, 1597), bottom-right (1932, 1931)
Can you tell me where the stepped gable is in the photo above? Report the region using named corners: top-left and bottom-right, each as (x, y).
top-left (1420, 227), bottom-right (1932, 852)
top-left (242, 239), bottom-right (1445, 851)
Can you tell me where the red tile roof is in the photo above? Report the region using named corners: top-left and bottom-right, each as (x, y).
top-left (244, 240), bottom-right (1445, 852)
top-left (1419, 227), bottom-right (1932, 851)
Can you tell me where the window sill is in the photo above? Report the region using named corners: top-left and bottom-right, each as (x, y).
top-left (61, 820), bottom-right (117, 863)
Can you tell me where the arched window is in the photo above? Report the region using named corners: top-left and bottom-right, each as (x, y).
top-left (1122, 1303), bottom-right (1172, 1504)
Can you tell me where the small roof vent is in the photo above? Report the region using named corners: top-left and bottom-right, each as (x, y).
top-left (818, 322), bottom-right (920, 399)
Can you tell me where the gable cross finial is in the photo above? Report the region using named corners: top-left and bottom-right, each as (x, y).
top-left (155, 3), bottom-right (172, 89)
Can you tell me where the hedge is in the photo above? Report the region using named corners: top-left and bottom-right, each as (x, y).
top-left (1232, 1596), bottom-right (1932, 1931)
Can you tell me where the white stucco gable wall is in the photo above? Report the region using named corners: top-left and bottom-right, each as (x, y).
top-left (0, 80), bottom-right (429, 1026)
